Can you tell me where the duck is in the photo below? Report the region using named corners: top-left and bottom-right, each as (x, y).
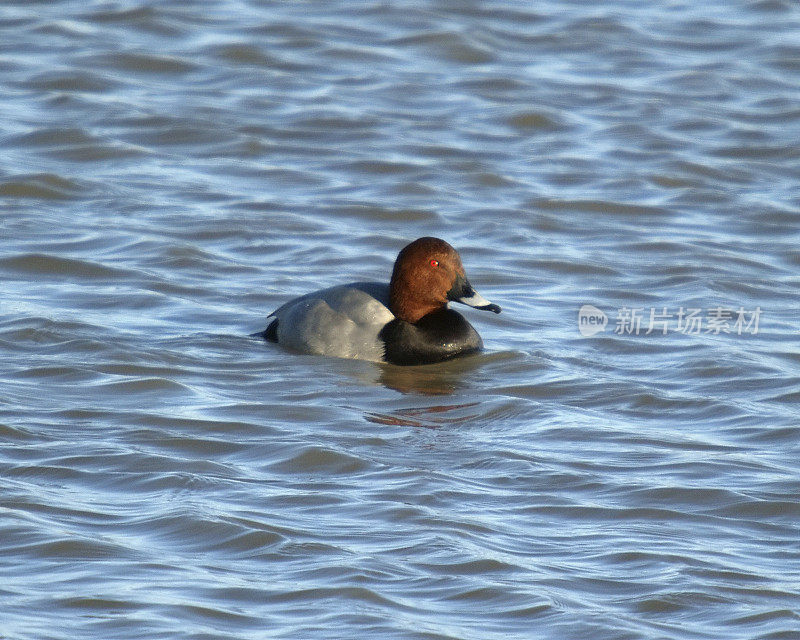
top-left (260, 237), bottom-right (500, 365)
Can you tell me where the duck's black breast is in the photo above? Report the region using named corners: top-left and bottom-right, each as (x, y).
top-left (379, 308), bottom-right (483, 366)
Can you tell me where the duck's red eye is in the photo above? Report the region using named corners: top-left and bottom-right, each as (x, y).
top-left (430, 259), bottom-right (439, 267)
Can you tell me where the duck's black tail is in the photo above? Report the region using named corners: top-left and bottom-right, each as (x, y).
top-left (254, 318), bottom-right (278, 342)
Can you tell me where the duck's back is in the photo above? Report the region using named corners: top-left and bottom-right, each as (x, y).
top-left (266, 282), bottom-right (394, 361)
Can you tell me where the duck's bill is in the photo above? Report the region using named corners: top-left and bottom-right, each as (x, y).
top-left (456, 290), bottom-right (501, 314)
top-left (448, 275), bottom-right (501, 313)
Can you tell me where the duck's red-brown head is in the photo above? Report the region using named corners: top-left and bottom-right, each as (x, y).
top-left (388, 237), bottom-right (501, 323)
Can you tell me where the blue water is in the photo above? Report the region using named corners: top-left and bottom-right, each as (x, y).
top-left (1, 1), bottom-right (799, 639)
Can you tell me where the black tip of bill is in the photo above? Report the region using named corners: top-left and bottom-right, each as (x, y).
top-left (478, 303), bottom-right (502, 314)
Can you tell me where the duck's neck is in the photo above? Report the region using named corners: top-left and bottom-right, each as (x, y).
top-left (389, 278), bottom-right (444, 323)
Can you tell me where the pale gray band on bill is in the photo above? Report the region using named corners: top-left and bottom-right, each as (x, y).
top-left (456, 291), bottom-right (501, 314)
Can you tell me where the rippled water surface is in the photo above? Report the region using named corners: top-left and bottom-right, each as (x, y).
top-left (2, 1), bottom-right (800, 638)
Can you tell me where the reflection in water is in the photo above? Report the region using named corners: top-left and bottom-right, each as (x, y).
top-left (376, 354), bottom-right (487, 395)
top-left (339, 350), bottom-right (494, 394)
top-left (364, 401), bottom-right (482, 429)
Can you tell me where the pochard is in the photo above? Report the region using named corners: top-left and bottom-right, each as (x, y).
top-left (260, 237), bottom-right (500, 365)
